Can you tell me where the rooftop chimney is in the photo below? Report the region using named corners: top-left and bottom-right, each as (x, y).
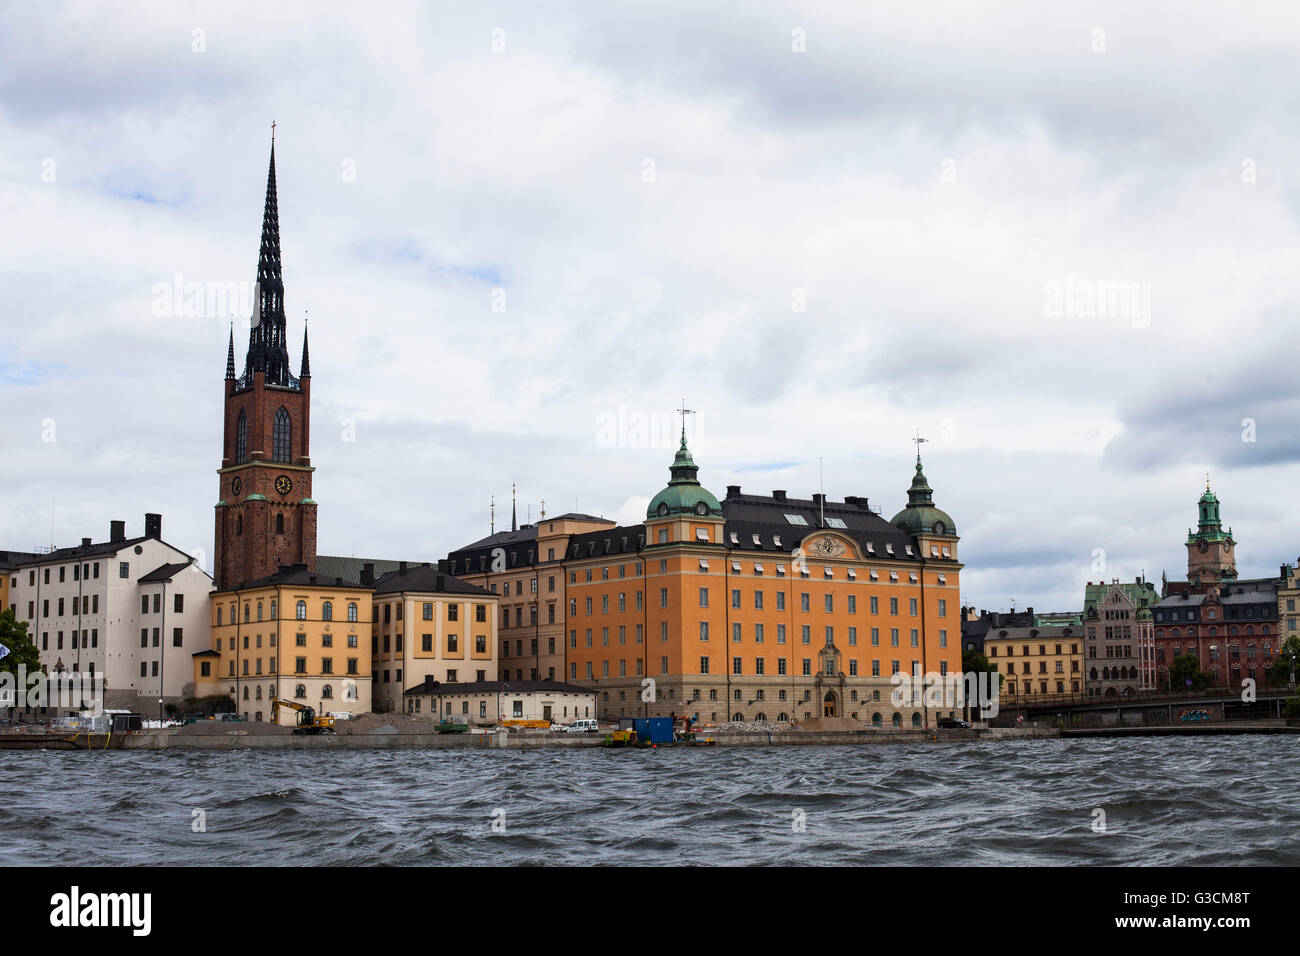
top-left (772, 490), bottom-right (787, 501)
top-left (726, 485), bottom-right (740, 497)
top-left (399, 561), bottom-right (408, 573)
top-left (110, 520), bottom-right (125, 543)
top-left (144, 513), bottom-right (162, 540)
top-left (361, 563), bottom-right (375, 587)
top-left (81, 537), bottom-right (91, 548)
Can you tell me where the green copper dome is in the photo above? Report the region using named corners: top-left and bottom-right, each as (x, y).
top-left (646, 432), bottom-right (722, 519)
top-left (890, 455), bottom-right (956, 536)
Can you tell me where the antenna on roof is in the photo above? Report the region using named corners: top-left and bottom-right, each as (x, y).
top-left (490, 495), bottom-right (495, 534)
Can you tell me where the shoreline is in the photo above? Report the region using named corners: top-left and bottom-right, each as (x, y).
top-left (2, 721), bottom-right (1295, 750)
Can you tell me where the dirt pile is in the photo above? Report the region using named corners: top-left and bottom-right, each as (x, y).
top-left (173, 720), bottom-right (293, 736)
top-left (332, 713), bottom-right (441, 735)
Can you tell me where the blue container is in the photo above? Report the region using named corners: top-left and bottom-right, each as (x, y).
top-left (633, 717), bottom-right (674, 744)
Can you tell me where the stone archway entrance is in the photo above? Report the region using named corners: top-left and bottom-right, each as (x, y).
top-left (823, 691), bottom-right (838, 718)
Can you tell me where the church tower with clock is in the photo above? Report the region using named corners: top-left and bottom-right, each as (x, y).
top-left (214, 137), bottom-right (317, 590)
top-left (1186, 479), bottom-right (1236, 589)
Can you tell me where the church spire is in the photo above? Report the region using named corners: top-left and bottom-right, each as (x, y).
top-left (300, 314), bottom-right (310, 378)
top-left (244, 130), bottom-right (294, 388)
top-left (225, 323), bottom-right (236, 380)
top-left (511, 482), bottom-right (517, 532)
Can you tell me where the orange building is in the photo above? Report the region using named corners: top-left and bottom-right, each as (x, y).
top-left (448, 434), bottom-right (963, 727)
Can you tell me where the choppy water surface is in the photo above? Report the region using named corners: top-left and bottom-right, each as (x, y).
top-left (2, 737), bottom-right (1297, 865)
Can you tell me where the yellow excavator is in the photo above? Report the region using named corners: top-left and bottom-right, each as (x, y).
top-left (270, 697), bottom-right (336, 735)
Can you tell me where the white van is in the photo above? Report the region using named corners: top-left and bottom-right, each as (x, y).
top-left (566, 718), bottom-right (599, 733)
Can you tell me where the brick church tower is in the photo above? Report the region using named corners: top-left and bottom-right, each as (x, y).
top-left (214, 138), bottom-right (317, 589)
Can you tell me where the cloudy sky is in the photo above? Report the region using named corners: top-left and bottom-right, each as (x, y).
top-left (3, 1), bottom-right (1299, 614)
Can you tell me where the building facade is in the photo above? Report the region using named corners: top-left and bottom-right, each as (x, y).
top-left (8, 515), bottom-right (212, 715)
top-left (984, 621), bottom-right (1085, 705)
top-left (403, 677), bottom-right (594, 725)
top-left (448, 437), bottom-right (964, 727)
top-left (194, 565), bottom-right (372, 722)
top-left (368, 563), bottom-right (500, 713)
top-left (1082, 581), bottom-right (1157, 697)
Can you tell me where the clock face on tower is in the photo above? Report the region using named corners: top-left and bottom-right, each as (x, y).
top-left (1198, 539), bottom-right (1209, 553)
top-left (275, 475), bottom-right (293, 496)
top-left (231, 476), bottom-right (242, 496)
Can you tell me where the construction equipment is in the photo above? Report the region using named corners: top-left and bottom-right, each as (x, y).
top-left (269, 697), bottom-right (336, 735)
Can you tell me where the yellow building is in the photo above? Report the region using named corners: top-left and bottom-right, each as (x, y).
top-left (368, 563), bottom-right (500, 713)
top-left (984, 621), bottom-right (1084, 707)
top-left (194, 564), bottom-right (373, 722)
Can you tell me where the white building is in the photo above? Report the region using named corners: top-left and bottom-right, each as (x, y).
top-left (7, 513), bottom-right (213, 716)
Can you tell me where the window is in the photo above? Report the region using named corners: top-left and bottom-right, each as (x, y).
top-left (296, 601), bottom-right (307, 620)
top-left (119, 562), bottom-right (129, 579)
top-left (235, 409), bottom-right (248, 463)
top-left (273, 407), bottom-right (291, 462)
top-left (322, 601), bottom-right (333, 621)
top-left (348, 602), bottom-right (358, 622)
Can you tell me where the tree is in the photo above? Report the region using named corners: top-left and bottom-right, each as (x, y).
top-left (961, 648), bottom-right (1002, 720)
top-left (0, 609), bottom-right (38, 679)
top-left (1267, 636), bottom-right (1300, 687)
top-left (1167, 653), bottom-right (1213, 691)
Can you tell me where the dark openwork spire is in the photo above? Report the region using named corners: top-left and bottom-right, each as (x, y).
top-left (241, 132), bottom-right (297, 390)
top-left (225, 324), bottom-right (236, 380)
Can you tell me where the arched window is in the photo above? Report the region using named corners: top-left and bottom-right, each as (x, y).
top-left (242, 687), bottom-right (249, 700)
top-left (255, 686), bottom-right (263, 700)
top-left (296, 600), bottom-right (306, 620)
top-left (322, 601), bottom-right (333, 621)
top-left (322, 685), bottom-right (333, 699)
top-left (732, 712), bottom-right (744, 722)
top-left (273, 407), bottom-right (291, 462)
top-left (911, 713), bottom-right (922, 727)
top-left (236, 513), bottom-right (243, 536)
top-left (269, 599), bottom-right (276, 619)
top-left (275, 514), bottom-right (284, 535)
top-left (872, 712), bottom-right (883, 726)
top-left (347, 602), bottom-right (358, 622)
top-left (216, 607), bottom-right (222, 626)
top-left (257, 601), bottom-right (263, 622)
top-left (235, 409), bottom-right (248, 464)
top-left (891, 713), bottom-right (902, 727)
top-left (294, 684), bottom-right (306, 699)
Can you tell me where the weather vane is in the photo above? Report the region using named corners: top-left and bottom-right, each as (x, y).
top-left (679, 398), bottom-right (695, 442)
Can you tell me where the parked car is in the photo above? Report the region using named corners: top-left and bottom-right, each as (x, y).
top-left (566, 718), bottom-right (599, 733)
top-left (548, 722), bottom-right (567, 732)
top-left (937, 717), bottom-right (972, 729)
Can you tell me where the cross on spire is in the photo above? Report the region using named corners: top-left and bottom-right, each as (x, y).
top-left (913, 429), bottom-right (928, 467)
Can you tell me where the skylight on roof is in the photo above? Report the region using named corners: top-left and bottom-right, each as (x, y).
top-left (784, 514), bottom-right (808, 526)
top-left (825, 517), bottom-right (847, 529)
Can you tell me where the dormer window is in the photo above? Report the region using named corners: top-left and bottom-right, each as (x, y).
top-left (885, 544), bottom-right (894, 555)
top-left (752, 534), bottom-right (762, 547)
top-left (905, 545), bottom-right (914, 556)
top-left (730, 532), bottom-right (740, 545)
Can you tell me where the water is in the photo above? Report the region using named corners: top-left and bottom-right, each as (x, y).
top-left (3, 736), bottom-right (1297, 866)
